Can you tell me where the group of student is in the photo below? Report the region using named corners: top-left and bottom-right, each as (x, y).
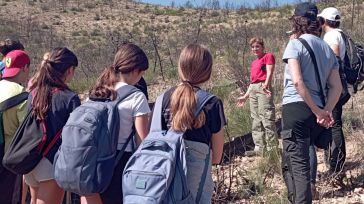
top-left (238, 3), bottom-right (352, 204)
top-left (0, 42), bottom-right (225, 204)
top-left (0, 2), bottom-right (356, 204)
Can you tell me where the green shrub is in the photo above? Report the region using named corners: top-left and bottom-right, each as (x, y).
top-left (71, 31), bottom-right (81, 36)
top-left (53, 21), bottom-right (61, 25)
top-left (40, 23), bottom-right (49, 29)
top-left (84, 2), bottom-right (96, 9)
top-left (90, 29), bottom-right (102, 36)
top-left (70, 7), bottom-right (84, 12)
top-left (211, 11), bottom-right (220, 17)
top-left (164, 8), bottom-right (184, 16)
top-left (153, 8), bottom-right (164, 16)
top-left (69, 77), bottom-right (97, 93)
top-left (40, 5), bottom-right (49, 11)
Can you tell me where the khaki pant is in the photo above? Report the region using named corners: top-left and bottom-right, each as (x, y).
top-left (249, 82), bottom-right (277, 150)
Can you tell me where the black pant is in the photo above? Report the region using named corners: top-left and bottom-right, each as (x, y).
top-left (325, 103), bottom-right (346, 173)
top-left (100, 151), bottom-right (133, 204)
top-left (281, 102), bottom-right (330, 204)
top-left (0, 168), bottom-right (22, 204)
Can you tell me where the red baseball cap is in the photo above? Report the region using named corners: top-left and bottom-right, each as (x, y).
top-left (2, 50), bottom-right (30, 78)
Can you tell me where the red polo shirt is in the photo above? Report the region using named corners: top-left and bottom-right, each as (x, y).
top-left (250, 52), bottom-right (275, 83)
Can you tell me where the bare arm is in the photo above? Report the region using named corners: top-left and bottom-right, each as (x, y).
top-left (134, 114), bottom-right (150, 146)
top-left (237, 84), bottom-right (251, 107)
top-left (211, 128), bottom-right (224, 165)
top-left (288, 59), bottom-right (322, 115)
top-left (329, 44), bottom-right (340, 57)
top-left (324, 69), bottom-right (342, 112)
top-left (264, 64), bottom-right (275, 88)
top-left (243, 84), bottom-right (252, 98)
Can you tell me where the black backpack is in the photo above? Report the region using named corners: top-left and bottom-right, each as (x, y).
top-left (0, 92), bottom-right (29, 173)
top-left (3, 106), bottom-right (62, 175)
top-left (340, 32), bottom-right (364, 93)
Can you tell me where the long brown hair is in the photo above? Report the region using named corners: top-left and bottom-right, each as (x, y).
top-left (170, 44), bottom-right (213, 132)
top-left (290, 16), bottom-right (320, 37)
top-left (89, 43), bottom-right (149, 100)
top-left (30, 47), bottom-right (78, 120)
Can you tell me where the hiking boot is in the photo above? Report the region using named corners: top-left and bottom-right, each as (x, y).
top-left (311, 183), bottom-right (319, 200)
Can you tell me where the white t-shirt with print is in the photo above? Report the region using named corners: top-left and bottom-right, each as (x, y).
top-left (115, 82), bottom-right (150, 152)
top-left (323, 28), bottom-right (346, 61)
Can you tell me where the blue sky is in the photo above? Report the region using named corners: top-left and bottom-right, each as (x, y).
top-left (140, 0), bottom-right (301, 8)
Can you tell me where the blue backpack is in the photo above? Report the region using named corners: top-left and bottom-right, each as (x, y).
top-left (54, 85), bottom-right (139, 195)
top-left (122, 90), bottom-right (214, 204)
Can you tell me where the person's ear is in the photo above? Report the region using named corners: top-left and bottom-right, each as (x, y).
top-left (23, 64), bottom-right (30, 73)
top-left (64, 66), bottom-right (75, 81)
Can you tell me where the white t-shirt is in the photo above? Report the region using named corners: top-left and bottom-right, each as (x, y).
top-left (323, 28), bottom-right (346, 61)
top-left (115, 82), bottom-right (150, 152)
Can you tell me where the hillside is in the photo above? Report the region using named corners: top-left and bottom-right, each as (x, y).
top-left (1, 0), bottom-right (364, 203)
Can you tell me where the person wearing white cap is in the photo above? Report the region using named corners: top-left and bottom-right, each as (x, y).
top-left (318, 7), bottom-right (348, 186)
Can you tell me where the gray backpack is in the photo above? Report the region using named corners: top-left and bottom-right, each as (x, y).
top-left (122, 89), bottom-right (214, 204)
top-left (54, 85), bottom-right (139, 195)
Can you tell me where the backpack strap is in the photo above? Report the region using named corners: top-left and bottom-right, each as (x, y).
top-left (0, 92), bottom-right (29, 145)
top-left (194, 90), bottom-right (215, 116)
top-left (114, 85), bottom-right (141, 105)
top-left (40, 125), bottom-right (62, 157)
top-left (150, 92), bottom-right (165, 132)
top-left (113, 85), bottom-right (141, 167)
top-left (192, 90), bottom-right (214, 203)
top-left (339, 31), bottom-right (348, 52)
top-left (0, 92), bottom-right (29, 112)
top-left (298, 38), bottom-right (326, 107)
top-left (196, 144), bottom-right (211, 203)
top-left (114, 126), bottom-right (135, 168)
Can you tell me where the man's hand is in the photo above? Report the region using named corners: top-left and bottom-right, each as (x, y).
top-left (315, 109), bottom-right (334, 128)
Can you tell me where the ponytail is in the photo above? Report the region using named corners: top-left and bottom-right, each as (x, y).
top-left (89, 43), bottom-right (149, 100)
top-left (89, 66), bottom-right (119, 100)
top-left (169, 44), bottom-right (212, 132)
top-left (170, 82), bottom-right (206, 132)
top-left (31, 47), bottom-right (78, 120)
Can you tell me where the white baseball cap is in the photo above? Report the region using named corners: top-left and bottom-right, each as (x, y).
top-left (318, 7), bottom-right (341, 22)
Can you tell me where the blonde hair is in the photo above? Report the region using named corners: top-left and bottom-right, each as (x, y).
top-left (249, 37), bottom-right (265, 48)
top-left (170, 44), bottom-right (213, 132)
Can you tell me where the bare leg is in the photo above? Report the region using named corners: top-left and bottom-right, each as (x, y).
top-left (36, 179), bottom-right (64, 204)
top-left (21, 176), bottom-right (28, 204)
top-left (28, 185), bottom-right (38, 204)
top-left (81, 194), bottom-right (103, 204)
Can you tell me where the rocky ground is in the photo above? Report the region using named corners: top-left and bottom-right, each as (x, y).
top-left (212, 132), bottom-right (364, 203)
top-left (212, 93), bottom-right (364, 204)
